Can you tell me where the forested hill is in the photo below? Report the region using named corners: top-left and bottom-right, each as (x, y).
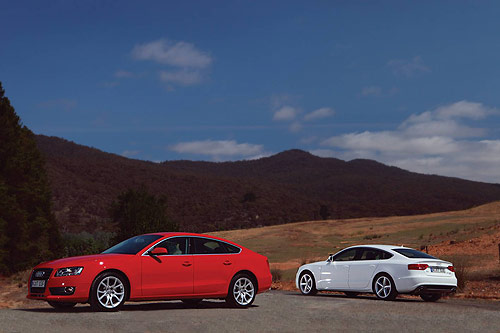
top-left (36, 135), bottom-right (500, 233)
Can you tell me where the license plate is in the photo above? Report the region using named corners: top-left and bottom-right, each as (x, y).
top-left (430, 267), bottom-right (445, 273)
top-left (31, 280), bottom-right (45, 288)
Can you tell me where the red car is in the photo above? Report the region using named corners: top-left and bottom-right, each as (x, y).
top-left (27, 233), bottom-right (272, 311)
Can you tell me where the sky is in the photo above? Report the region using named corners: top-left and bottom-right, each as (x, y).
top-left (1, 1), bottom-right (500, 183)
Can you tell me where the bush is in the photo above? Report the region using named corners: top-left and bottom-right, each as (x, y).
top-left (442, 255), bottom-right (470, 292)
top-left (62, 231), bottom-right (116, 257)
top-left (363, 234), bottom-right (382, 240)
top-left (271, 268), bottom-right (283, 282)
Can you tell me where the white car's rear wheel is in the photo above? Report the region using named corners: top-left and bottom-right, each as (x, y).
top-left (299, 271), bottom-right (317, 296)
top-left (373, 274), bottom-right (397, 301)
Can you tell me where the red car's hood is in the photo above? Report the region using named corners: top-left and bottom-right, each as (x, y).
top-left (38, 253), bottom-right (126, 268)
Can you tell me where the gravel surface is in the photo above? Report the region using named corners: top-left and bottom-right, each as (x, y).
top-left (1, 291), bottom-right (499, 332)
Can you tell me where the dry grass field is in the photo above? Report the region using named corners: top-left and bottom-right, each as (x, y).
top-left (1, 202), bottom-right (499, 308)
top-left (212, 201), bottom-right (500, 298)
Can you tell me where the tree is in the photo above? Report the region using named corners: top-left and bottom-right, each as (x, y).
top-left (319, 204), bottom-right (330, 220)
top-left (111, 187), bottom-right (178, 242)
top-left (0, 82), bottom-right (61, 274)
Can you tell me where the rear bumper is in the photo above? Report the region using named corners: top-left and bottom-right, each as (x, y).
top-left (258, 272), bottom-right (273, 293)
top-left (395, 274), bottom-right (457, 293)
top-left (411, 285), bottom-right (457, 295)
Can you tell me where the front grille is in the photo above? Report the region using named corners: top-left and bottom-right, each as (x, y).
top-left (30, 268), bottom-right (53, 294)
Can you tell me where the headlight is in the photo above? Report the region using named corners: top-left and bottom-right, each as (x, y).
top-left (55, 267), bottom-right (84, 277)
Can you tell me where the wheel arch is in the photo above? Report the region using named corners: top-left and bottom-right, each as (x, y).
top-left (372, 271), bottom-right (398, 293)
top-left (89, 269), bottom-right (131, 301)
top-left (232, 270), bottom-right (258, 291)
top-left (298, 269), bottom-right (317, 287)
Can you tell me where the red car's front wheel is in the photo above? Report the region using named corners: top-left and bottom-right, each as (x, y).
top-left (90, 272), bottom-right (128, 311)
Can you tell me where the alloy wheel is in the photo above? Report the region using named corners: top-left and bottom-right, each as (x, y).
top-left (96, 276), bottom-right (125, 309)
top-left (299, 273), bottom-right (313, 294)
top-left (232, 277), bottom-right (255, 306)
top-left (375, 276), bottom-right (392, 299)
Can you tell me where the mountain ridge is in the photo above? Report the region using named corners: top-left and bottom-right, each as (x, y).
top-left (35, 134), bottom-right (500, 233)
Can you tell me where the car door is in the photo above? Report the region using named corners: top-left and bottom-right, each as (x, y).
top-left (141, 236), bottom-right (194, 296)
top-left (320, 248), bottom-right (357, 290)
top-left (348, 247), bottom-right (379, 289)
top-left (191, 237), bottom-right (235, 295)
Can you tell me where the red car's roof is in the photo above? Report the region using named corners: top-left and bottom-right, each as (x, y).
top-left (141, 232), bottom-right (242, 247)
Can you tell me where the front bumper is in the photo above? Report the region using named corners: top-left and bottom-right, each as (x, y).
top-left (27, 268), bottom-right (90, 303)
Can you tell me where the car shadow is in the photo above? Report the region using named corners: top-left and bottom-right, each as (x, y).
top-left (281, 291), bottom-right (422, 303)
top-left (17, 300), bottom-right (258, 313)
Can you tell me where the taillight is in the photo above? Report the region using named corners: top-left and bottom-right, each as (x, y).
top-left (408, 263), bottom-right (429, 270)
top-left (447, 265), bottom-right (455, 272)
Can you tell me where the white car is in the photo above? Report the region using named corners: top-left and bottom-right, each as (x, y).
top-left (296, 245), bottom-right (457, 301)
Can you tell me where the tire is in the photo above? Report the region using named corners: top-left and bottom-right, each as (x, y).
top-left (90, 272), bottom-right (128, 312)
top-left (420, 293), bottom-right (441, 302)
top-left (182, 298), bottom-right (203, 306)
top-left (47, 301), bottom-right (76, 309)
top-left (226, 273), bottom-right (256, 308)
top-left (298, 271), bottom-right (318, 296)
top-left (372, 273), bottom-right (398, 301)
top-left (344, 292), bottom-right (359, 298)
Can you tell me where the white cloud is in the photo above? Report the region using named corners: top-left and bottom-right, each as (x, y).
top-left (309, 149), bottom-right (337, 158)
top-left (361, 86), bottom-right (382, 97)
top-left (273, 106), bottom-right (298, 121)
top-left (159, 70), bottom-right (202, 86)
top-left (433, 100), bottom-right (497, 120)
top-left (170, 140), bottom-right (264, 159)
top-left (321, 101), bottom-right (500, 182)
top-left (114, 70), bottom-right (134, 78)
top-left (132, 39), bottom-right (212, 68)
top-left (121, 150), bottom-right (140, 157)
top-left (304, 107), bottom-right (335, 121)
top-left (387, 56), bottom-right (430, 77)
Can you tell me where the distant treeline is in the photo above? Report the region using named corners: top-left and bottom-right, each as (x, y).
top-left (36, 134), bottom-right (500, 234)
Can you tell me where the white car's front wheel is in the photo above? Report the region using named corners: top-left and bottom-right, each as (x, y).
top-left (299, 271), bottom-right (317, 296)
top-left (373, 274), bottom-right (397, 301)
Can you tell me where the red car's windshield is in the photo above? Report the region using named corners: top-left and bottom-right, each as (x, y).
top-left (102, 235), bottom-right (162, 255)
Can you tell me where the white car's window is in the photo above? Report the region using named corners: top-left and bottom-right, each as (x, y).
top-left (393, 248), bottom-right (436, 259)
top-left (333, 248), bottom-right (357, 261)
top-left (359, 248), bottom-right (393, 260)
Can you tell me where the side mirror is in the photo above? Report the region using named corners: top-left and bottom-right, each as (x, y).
top-left (150, 247), bottom-right (168, 256)
top-left (327, 254), bottom-right (334, 262)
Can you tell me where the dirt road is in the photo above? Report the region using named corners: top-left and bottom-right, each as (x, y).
top-left (1, 291), bottom-right (499, 332)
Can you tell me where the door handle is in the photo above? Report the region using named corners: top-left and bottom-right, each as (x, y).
top-left (182, 261), bottom-right (192, 267)
top-left (223, 260), bottom-right (232, 265)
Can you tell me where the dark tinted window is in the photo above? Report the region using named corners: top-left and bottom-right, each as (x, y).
top-left (152, 237), bottom-right (188, 255)
top-left (102, 235), bottom-right (162, 255)
top-left (359, 248), bottom-right (393, 260)
top-left (333, 248), bottom-right (357, 261)
top-left (192, 237), bottom-right (228, 254)
top-left (393, 248), bottom-right (436, 259)
top-left (224, 243), bottom-right (241, 253)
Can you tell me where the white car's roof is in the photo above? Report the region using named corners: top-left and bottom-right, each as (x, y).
top-left (344, 244), bottom-right (411, 252)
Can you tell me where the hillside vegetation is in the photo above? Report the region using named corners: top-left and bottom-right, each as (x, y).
top-left (36, 135), bottom-right (500, 233)
top-left (212, 201), bottom-right (500, 297)
top-left (0, 83), bottom-right (61, 274)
